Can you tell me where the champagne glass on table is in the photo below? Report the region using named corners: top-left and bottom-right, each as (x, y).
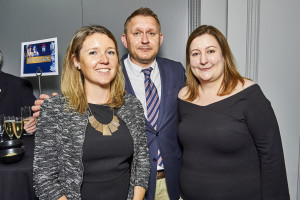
top-left (4, 116), bottom-right (15, 140)
top-left (21, 106), bottom-right (32, 135)
top-left (13, 117), bottom-right (23, 140)
top-left (0, 114), bottom-right (4, 142)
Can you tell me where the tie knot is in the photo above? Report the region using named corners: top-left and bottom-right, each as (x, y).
top-left (142, 67), bottom-right (153, 78)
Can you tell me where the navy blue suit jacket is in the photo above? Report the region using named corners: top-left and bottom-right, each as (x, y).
top-left (121, 55), bottom-right (186, 200)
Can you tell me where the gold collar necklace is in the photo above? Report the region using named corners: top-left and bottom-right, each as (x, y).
top-left (88, 105), bottom-right (120, 136)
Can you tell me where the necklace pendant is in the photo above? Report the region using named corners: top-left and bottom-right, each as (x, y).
top-left (88, 108), bottom-right (120, 136)
top-left (89, 116), bottom-right (103, 132)
top-left (108, 123), bottom-right (118, 132)
top-left (102, 125), bottom-right (112, 136)
top-left (108, 115), bottom-right (120, 132)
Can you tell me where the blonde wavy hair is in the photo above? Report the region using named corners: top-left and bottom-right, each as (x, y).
top-left (185, 25), bottom-right (245, 102)
top-left (61, 25), bottom-right (125, 113)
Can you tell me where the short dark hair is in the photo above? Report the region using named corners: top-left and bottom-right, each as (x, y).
top-left (124, 7), bottom-right (161, 34)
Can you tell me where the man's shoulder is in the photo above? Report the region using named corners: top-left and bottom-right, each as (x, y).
top-left (156, 56), bottom-right (182, 65)
top-left (156, 56), bottom-right (185, 74)
top-left (1, 72), bottom-right (31, 86)
top-left (1, 71), bottom-right (19, 80)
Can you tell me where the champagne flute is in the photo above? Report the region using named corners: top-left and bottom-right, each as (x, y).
top-left (13, 117), bottom-right (23, 139)
top-left (4, 116), bottom-right (15, 140)
top-left (21, 106), bottom-right (32, 135)
top-left (0, 114), bottom-right (4, 142)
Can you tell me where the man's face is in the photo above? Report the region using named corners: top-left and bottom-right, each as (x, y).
top-left (122, 15), bottom-right (163, 68)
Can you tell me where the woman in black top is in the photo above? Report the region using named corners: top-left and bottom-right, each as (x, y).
top-left (178, 25), bottom-right (289, 200)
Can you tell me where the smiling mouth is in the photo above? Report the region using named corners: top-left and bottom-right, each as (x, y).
top-left (200, 67), bottom-right (212, 71)
top-left (95, 69), bottom-right (110, 72)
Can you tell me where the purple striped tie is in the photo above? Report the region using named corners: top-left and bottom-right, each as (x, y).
top-left (142, 67), bottom-right (160, 130)
top-left (142, 68), bottom-right (164, 168)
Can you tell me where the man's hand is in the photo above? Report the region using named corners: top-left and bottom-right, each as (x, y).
top-left (32, 93), bottom-right (58, 118)
top-left (58, 195), bottom-right (68, 200)
top-left (24, 117), bottom-right (37, 133)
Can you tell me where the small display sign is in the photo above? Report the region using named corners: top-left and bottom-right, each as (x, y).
top-left (21, 37), bottom-right (58, 77)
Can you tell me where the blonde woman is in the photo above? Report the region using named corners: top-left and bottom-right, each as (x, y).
top-left (33, 25), bottom-right (149, 200)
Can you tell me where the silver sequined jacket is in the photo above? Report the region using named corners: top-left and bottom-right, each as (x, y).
top-left (33, 93), bottom-right (150, 200)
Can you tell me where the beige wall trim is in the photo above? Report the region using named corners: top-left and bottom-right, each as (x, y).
top-left (188, 0), bottom-right (201, 35)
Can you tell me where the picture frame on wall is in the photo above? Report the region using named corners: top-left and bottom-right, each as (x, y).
top-left (20, 37), bottom-right (58, 77)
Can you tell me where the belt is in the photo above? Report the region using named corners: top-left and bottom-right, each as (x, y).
top-left (157, 170), bottom-right (165, 180)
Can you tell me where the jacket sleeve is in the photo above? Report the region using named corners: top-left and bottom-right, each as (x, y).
top-left (133, 102), bottom-right (150, 190)
top-left (245, 89), bottom-right (290, 200)
top-left (33, 96), bottom-right (65, 200)
top-left (19, 78), bottom-right (36, 106)
top-left (178, 62), bottom-right (186, 89)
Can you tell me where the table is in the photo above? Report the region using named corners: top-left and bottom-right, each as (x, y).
top-left (0, 134), bottom-right (38, 200)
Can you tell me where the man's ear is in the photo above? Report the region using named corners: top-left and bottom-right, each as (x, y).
top-left (121, 34), bottom-right (128, 49)
top-left (159, 33), bottom-right (164, 47)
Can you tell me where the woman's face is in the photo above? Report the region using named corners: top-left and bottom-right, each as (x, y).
top-left (189, 34), bottom-right (224, 84)
top-left (74, 33), bottom-right (118, 90)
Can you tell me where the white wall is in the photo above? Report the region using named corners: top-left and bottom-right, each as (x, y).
top-left (227, 0), bottom-right (247, 76)
top-left (259, 1), bottom-right (300, 199)
top-left (200, 0), bottom-right (227, 36)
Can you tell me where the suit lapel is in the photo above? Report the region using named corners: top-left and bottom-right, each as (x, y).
top-left (122, 55), bottom-right (136, 96)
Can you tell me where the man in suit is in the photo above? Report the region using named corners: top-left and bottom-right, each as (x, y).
top-left (121, 8), bottom-right (185, 200)
top-left (0, 50), bottom-right (37, 133)
top-left (32, 7), bottom-right (185, 200)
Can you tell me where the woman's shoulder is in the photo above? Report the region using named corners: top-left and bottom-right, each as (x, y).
top-left (178, 86), bottom-right (189, 100)
top-left (243, 79), bottom-right (255, 89)
top-left (124, 92), bottom-right (142, 106)
top-left (122, 93), bottom-right (144, 113)
top-left (119, 93), bottom-right (145, 132)
top-left (235, 80), bottom-right (269, 104)
top-left (233, 79), bottom-right (255, 95)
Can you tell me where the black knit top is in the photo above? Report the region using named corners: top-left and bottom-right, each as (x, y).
top-left (178, 84), bottom-right (289, 200)
top-left (81, 104), bottom-right (133, 200)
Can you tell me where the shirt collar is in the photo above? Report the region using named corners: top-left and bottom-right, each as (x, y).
top-left (126, 54), bottom-right (157, 77)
